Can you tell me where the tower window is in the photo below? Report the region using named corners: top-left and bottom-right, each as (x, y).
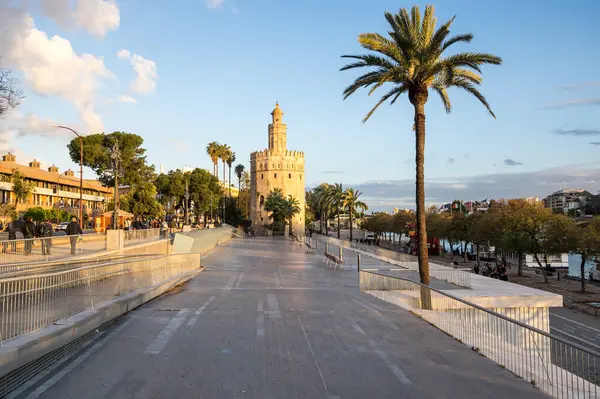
top-left (261, 174), bottom-right (263, 179)
top-left (274, 173), bottom-right (277, 178)
top-left (289, 173), bottom-right (291, 179)
top-left (260, 195), bottom-right (265, 207)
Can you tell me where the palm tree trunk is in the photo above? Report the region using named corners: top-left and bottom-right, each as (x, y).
top-left (414, 99), bottom-right (430, 288)
top-left (349, 206), bottom-right (353, 241)
top-left (228, 166), bottom-right (232, 197)
top-left (337, 210), bottom-right (340, 239)
top-left (237, 180), bottom-right (241, 208)
top-left (580, 255), bottom-right (587, 293)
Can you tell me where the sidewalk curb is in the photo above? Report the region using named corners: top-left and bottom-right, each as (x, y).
top-left (0, 268), bottom-right (202, 379)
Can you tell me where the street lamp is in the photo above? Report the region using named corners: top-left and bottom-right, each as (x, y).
top-left (184, 179), bottom-right (190, 225)
top-left (52, 125), bottom-right (84, 229)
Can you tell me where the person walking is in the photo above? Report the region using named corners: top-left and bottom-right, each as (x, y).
top-left (37, 218), bottom-right (54, 255)
top-left (160, 219), bottom-right (168, 239)
top-left (66, 217), bottom-right (83, 254)
top-left (22, 217), bottom-right (36, 254)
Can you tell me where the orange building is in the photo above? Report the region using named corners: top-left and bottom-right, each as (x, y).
top-left (0, 152), bottom-right (113, 216)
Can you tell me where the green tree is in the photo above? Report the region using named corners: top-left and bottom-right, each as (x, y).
top-left (155, 169), bottom-right (185, 217)
top-left (570, 217), bottom-right (600, 292)
top-left (189, 168), bottom-right (223, 222)
top-left (0, 203), bottom-right (17, 222)
top-left (264, 188), bottom-right (287, 232)
top-left (312, 184), bottom-right (332, 235)
top-left (11, 169), bottom-right (35, 204)
top-left (285, 195), bottom-right (301, 236)
top-left (343, 188), bottom-right (368, 241)
top-left (341, 5), bottom-right (502, 285)
top-left (23, 206), bottom-right (46, 222)
top-left (120, 181), bottom-right (164, 219)
top-left (206, 142), bottom-right (221, 178)
top-left (67, 132), bottom-right (155, 187)
top-left (531, 213), bottom-right (573, 284)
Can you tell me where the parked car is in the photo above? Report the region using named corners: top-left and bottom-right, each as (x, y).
top-left (55, 222), bottom-right (69, 231)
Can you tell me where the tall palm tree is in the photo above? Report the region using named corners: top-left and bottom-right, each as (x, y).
top-left (234, 164), bottom-right (245, 206)
top-left (218, 144), bottom-right (231, 192)
top-left (341, 5), bottom-right (501, 285)
top-left (242, 171), bottom-right (250, 217)
top-left (343, 188), bottom-right (368, 241)
top-left (206, 142), bottom-right (220, 179)
top-left (313, 183), bottom-right (330, 236)
top-left (326, 183), bottom-right (344, 239)
top-left (226, 152), bottom-right (236, 197)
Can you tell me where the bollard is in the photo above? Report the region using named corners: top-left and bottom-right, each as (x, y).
top-left (339, 246), bottom-right (343, 262)
top-left (357, 254), bottom-right (361, 272)
top-left (325, 243), bottom-right (329, 254)
top-left (315, 240), bottom-right (318, 249)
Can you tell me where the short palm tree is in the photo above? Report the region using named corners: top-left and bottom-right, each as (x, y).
top-left (313, 183), bottom-right (331, 236)
top-left (206, 142), bottom-right (220, 179)
top-left (226, 152), bottom-right (236, 197)
top-left (341, 5), bottom-right (502, 285)
top-left (234, 164), bottom-right (245, 206)
top-left (343, 188), bottom-right (368, 241)
top-left (285, 195), bottom-right (301, 236)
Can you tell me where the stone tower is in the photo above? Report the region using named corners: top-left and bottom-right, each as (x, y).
top-left (250, 103), bottom-right (305, 235)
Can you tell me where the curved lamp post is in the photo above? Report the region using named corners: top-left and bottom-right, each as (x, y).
top-left (52, 125), bottom-right (83, 228)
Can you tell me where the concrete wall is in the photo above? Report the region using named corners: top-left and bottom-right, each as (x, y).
top-left (172, 226), bottom-right (235, 254)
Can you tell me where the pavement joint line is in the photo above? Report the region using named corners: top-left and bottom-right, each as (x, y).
top-left (144, 309), bottom-right (189, 354)
top-left (257, 299), bottom-right (265, 338)
top-left (351, 298), bottom-right (398, 330)
top-left (551, 313), bottom-right (600, 334)
top-left (297, 313), bottom-right (330, 398)
top-left (22, 316), bottom-right (136, 399)
top-left (368, 339), bottom-right (412, 385)
top-left (234, 272), bottom-right (244, 288)
top-left (550, 327), bottom-right (600, 351)
top-left (266, 293), bottom-right (281, 319)
top-left (187, 296), bottom-right (217, 327)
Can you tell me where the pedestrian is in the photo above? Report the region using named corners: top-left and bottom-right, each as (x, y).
top-left (6, 221), bottom-right (17, 253)
top-left (160, 219), bottom-right (168, 238)
top-left (36, 218), bottom-right (54, 255)
top-left (474, 263), bottom-right (480, 275)
top-left (22, 217), bottom-right (36, 254)
top-left (66, 217), bottom-right (83, 254)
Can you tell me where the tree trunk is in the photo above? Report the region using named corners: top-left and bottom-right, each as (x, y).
top-left (476, 244), bottom-right (480, 268)
top-left (319, 215), bottom-right (323, 234)
top-left (517, 251), bottom-right (523, 276)
top-left (534, 254), bottom-right (549, 284)
top-left (228, 166), bottom-right (232, 197)
top-left (449, 241), bottom-right (454, 260)
top-left (337, 210), bottom-right (340, 239)
top-left (237, 180), bottom-right (241, 208)
top-left (463, 242), bottom-right (468, 263)
top-left (349, 207), bottom-right (353, 241)
top-left (580, 255), bottom-right (587, 293)
top-left (413, 99), bottom-right (430, 287)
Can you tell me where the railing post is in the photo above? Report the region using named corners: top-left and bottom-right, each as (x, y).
top-left (325, 243), bottom-right (328, 254)
top-left (339, 246), bottom-right (343, 262)
top-left (357, 254), bottom-right (361, 272)
top-left (315, 239), bottom-right (318, 249)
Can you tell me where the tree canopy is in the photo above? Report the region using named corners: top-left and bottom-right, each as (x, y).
top-left (67, 131), bottom-right (155, 187)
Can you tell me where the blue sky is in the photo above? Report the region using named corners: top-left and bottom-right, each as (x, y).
top-left (1, 0), bottom-right (599, 211)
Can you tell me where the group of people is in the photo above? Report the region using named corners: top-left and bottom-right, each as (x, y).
top-left (2, 216), bottom-right (83, 255)
top-left (473, 262), bottom-right (508, 281)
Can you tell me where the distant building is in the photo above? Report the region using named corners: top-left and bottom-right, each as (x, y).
top-left (250, 103), bottom-right (305, 235)
top-left (0, 152), bottom-right (112, 215)
top-left (542, 189), bottom-right (593, 214)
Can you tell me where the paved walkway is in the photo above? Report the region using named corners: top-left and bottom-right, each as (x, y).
top-left (12, 238), bottom-right (547, 399)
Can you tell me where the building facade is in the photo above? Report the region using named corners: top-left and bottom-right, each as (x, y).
top-left (0, 152), bottom-right (113, 216)
top-left (249, 103), bottom-right (305, 234)
top-left (542, 189), bottom-right (592, 214)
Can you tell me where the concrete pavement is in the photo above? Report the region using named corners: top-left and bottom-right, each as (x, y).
top-left (10, 237), bottom-right (547, 399)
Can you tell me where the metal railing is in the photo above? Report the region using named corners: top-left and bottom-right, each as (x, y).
top-left (0, 252), bottom-right (201, 344)
top-left (123, 228), bottom-right (161, 245)
top-left (313, 235), bottom-right (472, 288)
top-left (359, 270), bottom-right (599, 398)
top-left (0, 234), bottom-right (106, 265)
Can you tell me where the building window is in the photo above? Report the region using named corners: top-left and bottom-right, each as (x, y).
top-left (289, 173), bottom-right (291, 179)
top-left (260, 217), bottom-right (263, 221)
top-left (274, 173), bottom-right (277, 178)
top-left (260, 195), bottom-right (265, 207)
top-left (261, 174), bottom-right (263, 179)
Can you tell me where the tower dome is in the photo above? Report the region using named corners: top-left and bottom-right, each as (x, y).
top-left (271, 102), bottom-right (283, 122)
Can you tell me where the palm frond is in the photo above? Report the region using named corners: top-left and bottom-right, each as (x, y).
top-left (426, 16), bottom-right (455, 56)
top-left (452, 78), bottom-right (496, 118)
top-left (362, 85), bottom-right (407, 123)
top-left (342, 70), bottom-right (385, 99)
top-left (443, 52), bottom-right (503, 72)
top-left (421, 5), bottom-right (436, 47)
top-left (441, 33), bottom-right (473, 52)
top-left (432, 85), bottom-right (451, 113)
top-left (340, 54), bottom-right (396, 70)
top-left (358, 33), bottom-right (407, 64)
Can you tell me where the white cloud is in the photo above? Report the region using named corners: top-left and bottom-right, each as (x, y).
top-left (231, 7), bottom-right (240, 15)
top-left (115, 95), bottom-right (137, 104)
top-left (41, 0), bottom-right (120, 38)
top-left (0, 5), bottom-right (112, 132)
top-left (117, 49), bottom-right (158, 95)
top-left (205, 0), bottom-right (225, 9)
